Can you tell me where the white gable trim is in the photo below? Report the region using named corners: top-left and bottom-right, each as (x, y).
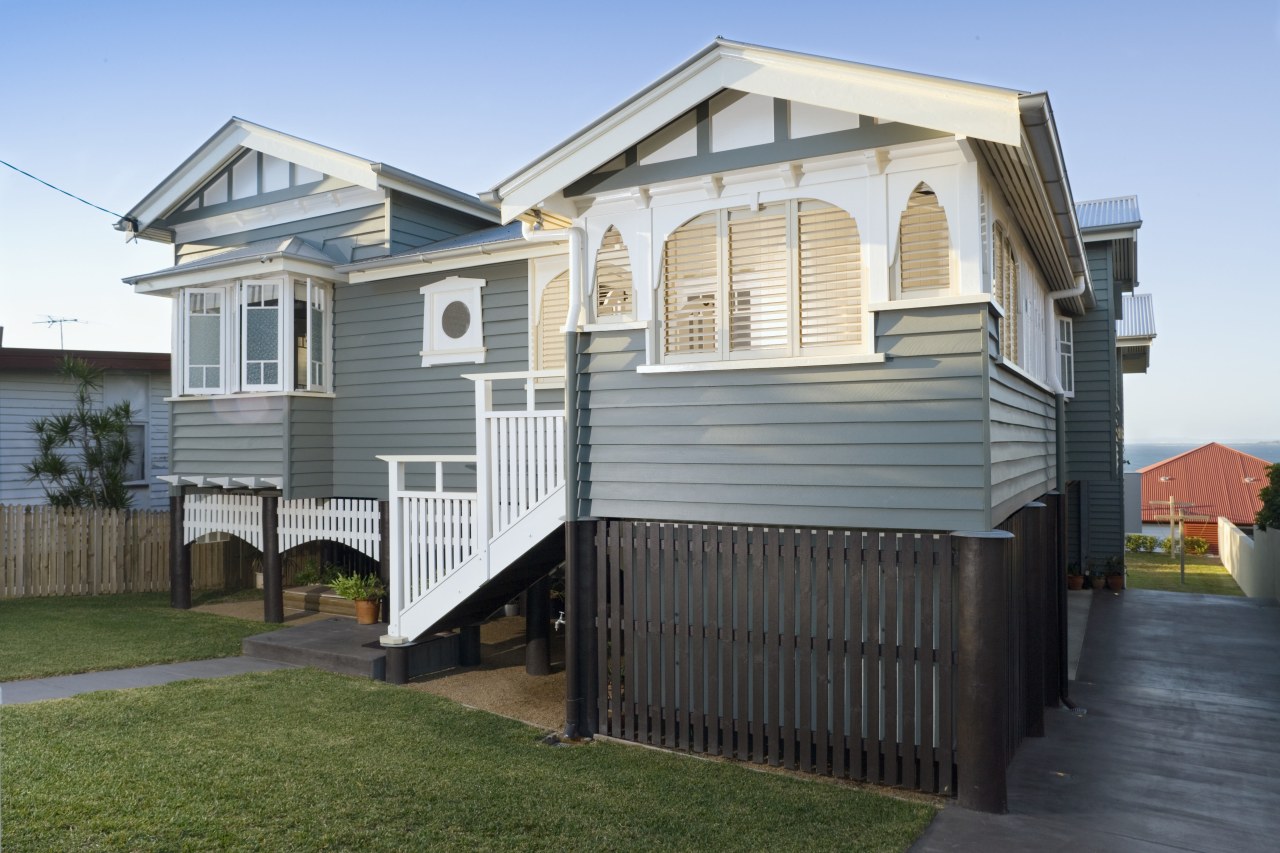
top-left (490, 40), bottom-right (1023, 223)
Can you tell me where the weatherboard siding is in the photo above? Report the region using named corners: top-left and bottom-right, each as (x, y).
top-left (576, 303), bottom-right (991, 530)
top-left (288, 396), bottom-right (334, 498)
top-left (329, 261), bottom-right (532, 498)
top-left (388, 192), bottom-right (492, 255)
top-left (171, 397), bottom-right (285, 479)
top-left (989, 364), bottom-right (1057, 525)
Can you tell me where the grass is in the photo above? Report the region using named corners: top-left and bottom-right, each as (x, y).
top-left (0, 591), bottom-right (282, 682)
top-left (1123, 552), bottom-right (1244, 596)
top-left (0, 669), bottom-right (935, 852)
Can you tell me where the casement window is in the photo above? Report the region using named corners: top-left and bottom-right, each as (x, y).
top-left (594, 226), bottom-right (634, 321)
top-left (177, 278), bottom-right (332, 395)
top-left (661, 199), bottom-right (862, 362)
top-left (1057, 317), bottom-right (1075, 397)
top-left (536, 271), bottom-right (570, 371)
top-left (993, 222), bottom-right (1019, 364)
top-left (897, 184), bottom-right (950, 297)
top-left (123, 423), bottom-right (146, 483)
top-left (419, 276), bottom-right (486, 367)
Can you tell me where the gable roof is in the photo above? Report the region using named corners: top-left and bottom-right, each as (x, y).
top-left (482, 38), bottom-right (1091, 307)
top-left (0, 347), bottom-right (168, 372)
top-left (116, 118), bottom-right (496, 243)
top-left (1139, 442), bottom-right (1271, 525)
top-left (1076, 195), bottom-right (1141, 231)
top-left (484, 38), bottom-right (1024, 223)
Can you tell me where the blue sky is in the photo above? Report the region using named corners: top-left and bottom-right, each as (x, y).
top-left (2, 1), bottom-right (1277, 442)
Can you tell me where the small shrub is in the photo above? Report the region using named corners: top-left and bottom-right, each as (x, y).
top-left (1125, 534), bottom-right (1157, 553)
top-left (1257, 464), bottom-right (1280, 531)
top-left (1157, 537), bottom-right (1180, 556)
top-left (328, 572), bottom-right (386, 601)
top-left (1184, 536), bottom-right (1209, 556)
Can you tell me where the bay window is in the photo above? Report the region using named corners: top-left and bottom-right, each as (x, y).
top-left (177, 277), bottom-right (331, 395)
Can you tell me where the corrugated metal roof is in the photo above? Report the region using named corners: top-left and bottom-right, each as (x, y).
top-left (1118, 293), bottom-right (1157, 339)
top-left (126, 237), bottom-right (337, 282)
top-left (1139, 443), bottom-right (1272, 525)
top-left (1076, 196), bottom-right (1141, 230)
top-left (386, 223), bottom-right (524, 258)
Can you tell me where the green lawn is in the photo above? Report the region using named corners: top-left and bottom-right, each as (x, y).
top-left (1123, 552), bottom-right (1244, 596)
top-left (0, 669), bottom-right (935, 852)
top-left (0, 592), bottom-right (282, 681)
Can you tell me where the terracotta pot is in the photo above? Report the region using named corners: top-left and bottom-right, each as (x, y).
top-left (1090, 575), bottom-right (1106, 590)
top-left (355, 599), bottom-right (379, 625)
top-left (1067, 575), bottom-right (1085, 591)
top-left (1107, 574), bottom-right (1124, 591)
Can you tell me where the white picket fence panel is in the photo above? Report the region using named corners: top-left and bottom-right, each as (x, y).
top-left (278, 498), bottom-right (381, 560)
top-left (184, 493), bottom-right (263, 549)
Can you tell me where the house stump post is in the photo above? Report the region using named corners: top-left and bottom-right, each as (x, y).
top-left (953, 529), bottom-right (1013, 814)
top-left (1048, 489), bottom-right (1069, 703)
top-left (262, 495), bottom-right (283, 623)
top-left (525, 573), bottom-right (552, 676)
top-left (563, 517), bottom-right (599, 739)
top-left (459, 625), bottom-right (482, 666)
top-left (1023, 501), bottom-right (1048, 738)
top-left (169, 489), bottom-right (191, 610)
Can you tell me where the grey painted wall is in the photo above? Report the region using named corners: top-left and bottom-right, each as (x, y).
top-left (1, 367), bottom-right (170, 509)
top-left (289, 395), bottom-right (333, 499)
top-left (389, 192), bottom-right (492, 256)
top-left (575, 303), bottom-right (994, 531)
top-left (1065, 243), bottom-right (1124, 564)
top-left (176, 199), bottom-right (387, 264)
top-left (989, 363), bottom-right (1058, 525)
top-left (329, 260), bottom-right (533, 498)
top-left (171, 396), bottom-right (285, 480)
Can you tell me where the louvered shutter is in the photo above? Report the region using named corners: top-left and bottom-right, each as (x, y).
top-left (663, 212), bottom-right (719, 356)
top-left (728, 205), bottom-right (790, 353)
top-left (899, 185), bottom-right (950, 293)
top-left (994, 223), bottom-right (1019, 363)
top-left (538, 271), bottom-right (569, 371)
top-left (594, 226), bottom-right (633, 319)
top-left (797, 200), bottom-right (861, 349)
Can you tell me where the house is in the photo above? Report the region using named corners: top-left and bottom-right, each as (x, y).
top-left (1141, 442), bottom-right (1270, 552)
top-left (1065, 196), bottom-right (1151, 570)
top-left (119, 40), bottom-right (1147, 811)
top-left (0, 339), bottom-right (170, 509)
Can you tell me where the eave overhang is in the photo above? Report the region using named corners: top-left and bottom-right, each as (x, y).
top-left (483, 38), bottom-right (1024, 224)
top-left (126, 247), bottom-right (345, 295)
top-left (338, 235), bottom-right (568, 283)
top-left (115, 118), bottom-right (495, 243)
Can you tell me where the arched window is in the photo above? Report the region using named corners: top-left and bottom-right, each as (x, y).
top-left (898, 183), bottom-right (950, 296)
top-left (661, 199), bottom-right (861, 360)
top-left (993, 222), bottom-right (1019, 363)
top-left (536, 271), bottom-right (569, 371)
top-left (594, 226), bottom-right (634, 320)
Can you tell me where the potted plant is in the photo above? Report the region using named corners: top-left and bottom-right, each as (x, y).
top-left (329, 572), bottom-right (387, 625)
top-left (1105, 556), bottom-right (1125, 591)
top-left (1086, 559), bottom-right (1106, 590)
top-left (1067, 563), bottom-right (1085, 590)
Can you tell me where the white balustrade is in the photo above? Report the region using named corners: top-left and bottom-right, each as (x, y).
top-left (278, 498), bottom-right (381, 560)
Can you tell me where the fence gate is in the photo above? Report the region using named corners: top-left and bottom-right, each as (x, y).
top-left (595, 521), bottom-right (955, 795)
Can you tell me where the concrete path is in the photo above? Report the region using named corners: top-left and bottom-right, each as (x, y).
top-left (0, 656), bottom-right (294, 706)
top-left (914, 589), bottom-right (1280, 852)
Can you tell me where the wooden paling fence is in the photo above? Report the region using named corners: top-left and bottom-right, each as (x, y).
top-left (0, 505), bottom-right (254, 598)
top-left (595, 520), bottom-right (955, 794)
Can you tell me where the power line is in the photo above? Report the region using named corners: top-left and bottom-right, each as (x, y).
top-left (0, 158), bottom-right (125, 219)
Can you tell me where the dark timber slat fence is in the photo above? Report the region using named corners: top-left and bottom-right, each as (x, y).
top-left (596, 520), bottom-right (957, 795)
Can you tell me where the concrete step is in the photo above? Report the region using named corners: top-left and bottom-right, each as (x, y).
top-left (241, 617), bottom-right (462, 682)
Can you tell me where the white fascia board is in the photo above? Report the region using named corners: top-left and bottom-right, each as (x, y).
top-left (345, 240), bottom-right (567, 283)
top-left (240, 126), bottom-right (378, 190)
top-left (171, 184), bottom-right (383, 245)
top-left (495, 42), bottom-right (1022, 222)
top-left (129, 255), bottom-right (346, 295)
top-left (121, 121), bottom-right (252, 236)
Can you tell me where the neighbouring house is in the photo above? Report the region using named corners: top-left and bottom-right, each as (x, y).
top-left (118, 40), bottom-right (1150, 811)
top-left (0, 339), bottom-right (170, 509)
top-left (1066, 196), bottom-right (1152, 571)
top-left (1141, 442), bottom-right (1270, 552)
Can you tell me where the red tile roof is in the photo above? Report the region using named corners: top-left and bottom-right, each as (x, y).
top-left (1139, 443), bottom-right (1272, 526)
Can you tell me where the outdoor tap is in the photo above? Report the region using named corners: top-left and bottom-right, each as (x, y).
top-left (554, 611), bottom-right (565, 632)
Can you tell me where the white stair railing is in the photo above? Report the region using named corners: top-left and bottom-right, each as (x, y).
top-left (381, 371), bottom-right (565, 643)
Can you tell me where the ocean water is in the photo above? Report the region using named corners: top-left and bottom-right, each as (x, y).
top-left (1124, 442), bottom-right (1280, 472)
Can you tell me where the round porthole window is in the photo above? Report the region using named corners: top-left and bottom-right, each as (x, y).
top-left (441, 301), bottom-right (470, 339)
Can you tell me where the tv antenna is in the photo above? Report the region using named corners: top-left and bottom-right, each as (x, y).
top-left (33, 316), bottom-right (84, 349)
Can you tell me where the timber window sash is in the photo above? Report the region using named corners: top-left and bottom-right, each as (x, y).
top-left (183, 288), bottom-right (228, 394)
top-left (661, 199), bottom-right (863, 363)
top-left (241, 281), bottom-right (283, 391)
top-left (1057, 317), bottom-right (1075, 397)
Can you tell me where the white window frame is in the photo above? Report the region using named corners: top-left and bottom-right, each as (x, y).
top-left (420, 276), bottom-right (486, 367)
top-left (176, 278), bottom-right (333, 396)
top-left (1058, 317), bottom-right (1075, 397)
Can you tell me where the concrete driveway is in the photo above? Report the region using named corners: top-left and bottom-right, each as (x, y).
top-left (914, 589), bottom-right (1280, 852)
